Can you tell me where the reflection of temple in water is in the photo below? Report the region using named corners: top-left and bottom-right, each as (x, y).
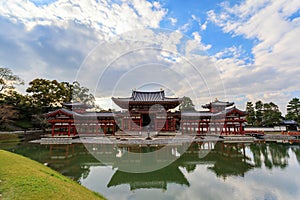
top-left (107, 165), bottom-right (190, 190)
top-left (46, 144), bottom-right (101, 180)
top-left (36, 141), bottom-right (294, 190)
top-left (105, 142), bottom-right (253, 190)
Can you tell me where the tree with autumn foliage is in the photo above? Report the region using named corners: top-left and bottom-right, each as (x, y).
top-left (0, 67), bottom-right (24, 130)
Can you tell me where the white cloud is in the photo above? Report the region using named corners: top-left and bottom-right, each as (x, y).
top-left (0, 0), bottom-right (166, 37)
top-left (207, 0), bottom-right (300, 67)
top-left (201, 21), bottom-right (207, 31)
top-left (169, 17), bottom-right (177, 26)
top-left (206, 0), bottom-right (300, 114)
top-left (0, 0), bottom-right (167, 93)
top-left (75, 29), bottom-right (222, 110)
top-left (1, 0), bottom-right (299, 115)
top-left (178, 22), bottom-right (191, 33)
top-left (192, 32), bottom-right (201, 43)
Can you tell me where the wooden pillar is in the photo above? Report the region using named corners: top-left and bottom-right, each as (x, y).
top-left (68, 123), bottom-right (71, 136)
top-left (52, 123), bottom-right (55, 136)
top-left (173, 118), bottom-right (176, 131)
top-left (73, 125), bottom-right (76, 135)
top-left (240, 122), bottom-right (243, 134)
top-left (207, 122), bottom-right (209, 133)
top-left (104, 123), bottom-right (107, 135)
top-left (166, 118), bottom-right (169, 131)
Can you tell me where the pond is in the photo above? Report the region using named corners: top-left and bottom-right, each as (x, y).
top-left (1, 140), bottom-right (300, 200)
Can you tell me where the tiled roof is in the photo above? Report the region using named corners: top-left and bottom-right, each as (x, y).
top-left (181, 107), bottom-right (246, 118)
top-left (282, 120), bottom-right (298, 125)
top-left (224, 107), bottom-right (247, 116)
top-left (81, 112), bottom-right (114, 117)
top-left (202, 99), bottom-right (234, 109)
top-left (45, 108), bottom-right (114, 118)
top-left (45, 108), bottom-right (77, 117)
top-left (62, 102), bottom-right (91, 109)
top-left (181, 112), bottom-right (216, 117)
top-left (113, 90), bottom-right (180, 102)
top-left (112, 90), bottom-right (182, 109)
top-left (62, 102), bottom-right (86, 106)
top-left (132, 90), bottom-right (165, 101)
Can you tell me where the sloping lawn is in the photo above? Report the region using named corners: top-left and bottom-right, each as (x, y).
top-left (0, 150), bottom-right (106, 200)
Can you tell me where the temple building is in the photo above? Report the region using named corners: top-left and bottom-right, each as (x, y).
top-left (45, 102), bottom-right (116, 136)
top-left (181, 99), bottom-right (247, 135)
top-left (45, 90), bottom-right (247, 136)
top-left (112, 90), bottom-right (182, 132)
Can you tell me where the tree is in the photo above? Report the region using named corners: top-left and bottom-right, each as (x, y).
top-left (26, 79), bottom-right (95, 112)
top-left (245, 101), bottom-right (255, 126)
top-left (251, 100), bottom-right (282, 127)
top-left (0, 104), bottom-right (19, 130)
top-left (0, 67), bottom-right (24, 94)
top-left (179, 96), bottom-right (195, 111)
top-left (255, 100), bottom-right (263, 126)
top-left (4, 90), bottom-right (33, 118)
top-left (71, 81), bottom-right (95, 107)
top-left (286, 98), bottom-right (300, 123)
top-left (26, 79), bottom-right (63, 110)
top-left (262, 102), bottom-right (282, 126)
top-left (60, 81), bottom-right (73, 102)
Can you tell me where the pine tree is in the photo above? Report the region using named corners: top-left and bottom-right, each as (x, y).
top-left (246, 101), bottom-right (255, 125)
top-left (286, 98), bottom-right (300, 123)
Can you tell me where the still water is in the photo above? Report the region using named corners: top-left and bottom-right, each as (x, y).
top-left (2, 141), bottom-right (300, 200)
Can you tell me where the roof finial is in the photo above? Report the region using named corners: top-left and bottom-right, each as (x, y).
top-left (160, 88), bottom-right (163, 91)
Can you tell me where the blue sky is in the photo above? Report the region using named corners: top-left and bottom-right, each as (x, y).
top-left (0, 0), bottom-right (300, 113)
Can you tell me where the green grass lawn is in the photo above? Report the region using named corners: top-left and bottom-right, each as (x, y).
top-left (0, 150), bottom-right (106, 200)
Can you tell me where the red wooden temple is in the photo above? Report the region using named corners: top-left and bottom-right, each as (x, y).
top-left (46, 102), bottom-right (116, 136)
top-left (181, 99), bottom-right (247, 135)
top-left (45, 90), bottom-right (247, 136)
top-left (112, 90), bottom-right (182, 132)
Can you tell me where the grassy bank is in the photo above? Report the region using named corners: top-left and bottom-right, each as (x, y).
top-left (0, 150), bottom-right (106, 200)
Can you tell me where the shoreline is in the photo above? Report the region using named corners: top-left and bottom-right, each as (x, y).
top-left (0, 129), bottom-right (45, 134)
top-left (1, 130), bottom-right (299, 145)
top-left (30, 133), bottom-right (299, 145)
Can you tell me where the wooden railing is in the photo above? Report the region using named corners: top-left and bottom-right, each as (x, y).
top-left (282, 131), bottom-right (300, 136)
